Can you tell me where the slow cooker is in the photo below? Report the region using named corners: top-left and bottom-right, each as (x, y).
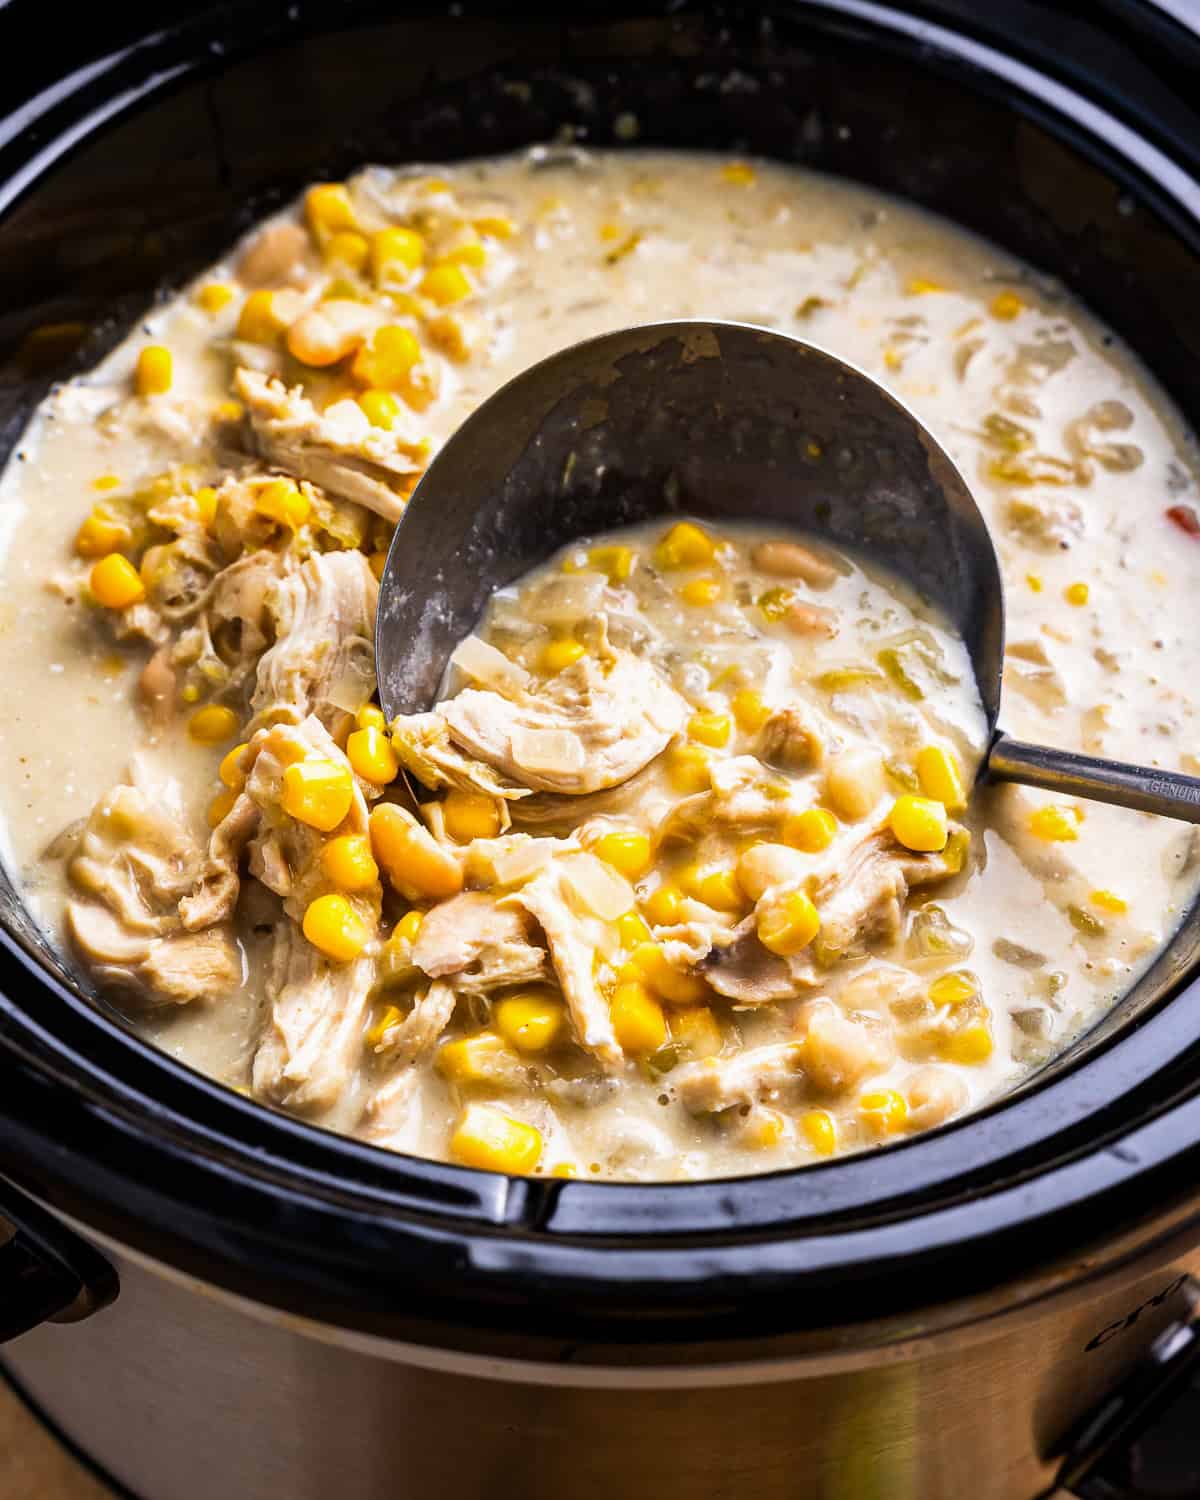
top-left (4, 3), bottom-right (1200, 1496)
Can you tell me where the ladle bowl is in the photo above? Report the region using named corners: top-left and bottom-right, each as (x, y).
top-left (376, 319), bottom-right (1200, 822)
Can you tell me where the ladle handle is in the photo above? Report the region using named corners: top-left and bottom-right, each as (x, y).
top-left (987, 735), bottom-right (1200, 823)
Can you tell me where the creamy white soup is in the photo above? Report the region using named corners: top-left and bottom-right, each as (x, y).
top-left (0, 149), bottom-right (1197, 1180)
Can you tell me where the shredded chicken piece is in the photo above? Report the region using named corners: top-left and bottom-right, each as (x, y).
top-left (796, 998), bottom-right (893, 1093)
top-left (676, 1043), bottom-right (805, 1114)
top-left (236, 368), bottom-right (426, 521)
top-left (804, 823), bottom-right (966, 969)
top-left (180, 785), bottom-right (260, 931)
top-left (511, 865), bottom-right (622, 1065)
top-left (707, 755), bottom-right (810, 827)
top-left (65, 760), bottom-right (239, 1006)
top-left (370, 979), bottom-right (458, 1067)
top-left (250, 549), bottom-right (378, 736)
top-left (411, 891), bottom-right (549, 995)
top-left (700, 918), bottom-right (797, 1003)
top-left (433, 644), bottom-right (687, 795)
top-left (252, 926), bottom-right (376, 1114)
top-left (390, 711), bottom-right (529, 802)
top-left (360, 980), bottom-right (459, 1149)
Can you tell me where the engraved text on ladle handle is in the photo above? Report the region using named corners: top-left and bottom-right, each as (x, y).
top-left (987, 734), bottom-right (1200, 823)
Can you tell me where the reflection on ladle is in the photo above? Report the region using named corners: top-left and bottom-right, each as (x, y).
top-left (376, 320), bottom-right (1200, 823)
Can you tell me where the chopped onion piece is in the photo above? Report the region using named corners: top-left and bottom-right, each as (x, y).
top-left (450, 635), bottom-right (531, 697)
top-left (508, 726), bottom-right (585, 775)
top-left (522, 572), bottom-right (606, 626)
top-left (560, 852), bottom-right (634, 920)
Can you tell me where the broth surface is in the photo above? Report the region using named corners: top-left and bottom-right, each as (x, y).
top-left (0, 149), bottom-right (1197, 1178)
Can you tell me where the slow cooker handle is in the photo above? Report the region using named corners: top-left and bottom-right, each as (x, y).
top-left (1048, 1305), bottom-right (1200, 1498)
top-left (0, 1174), bottom-right (117, 1342)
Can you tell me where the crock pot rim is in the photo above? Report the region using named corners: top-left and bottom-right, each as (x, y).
top-left (3, 0), bottom-right (1200, 1350)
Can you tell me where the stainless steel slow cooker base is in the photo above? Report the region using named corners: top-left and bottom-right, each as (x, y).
top-left (5, 1231), bottom-right (1198, 1500)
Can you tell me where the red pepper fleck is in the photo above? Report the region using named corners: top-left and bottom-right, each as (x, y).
top-left (1167, 504), bottom-right (1200, 537)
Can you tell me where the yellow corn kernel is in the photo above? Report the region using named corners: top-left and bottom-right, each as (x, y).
top-left (670, 1005), bottom-right (722, 1058)
top-left (346, 726), bottom-right (399, 785)
top-left (1026, 572), bottom-right (1043, 593)
top-left (370, 802), bottom-right (464, 901)
top-left (92, 474), bottom-right (121, 491)
top-left (743, 1109), bottom-right (786, 1148)
top-left (757, 889), bottom-right (820, 956)
top-left (928, 970), bottom-right (977, 1007)
top-left (215, 399), bottom-right (244, 423)
top-left (393, 909), bottom-right (424, 946)
top-left (306, 183), bottom-right (358, 237)
top-left (196, 281), bottom-right (234, 314)
top-left (436, 1031), bottom-right (514, 1086)
top-left (688, 711), bottom-right (732, 749)
top-left (351, 324), bottom-right (421, 389)
top-left (801, 1109), bottom-right (837, 1156)
top-left (654, 520), bottom-right (716, 570)
top-left (889, 795), bottom-right (949, 853)
top-left (494, 993), bottom-right (565, 1054)
top-left (1030, 804), bottom-right (1082, 842)
top-left (444, 240), bottom-right (486, 269)
top-left (370, 226), bottom-right (425, 285)
top-left (441, 788), bottom-right (501, 843)
top-left (366, 1004), bottom-right (405, 1048)
top-left (421, 262), bottom-right (472, 306)
top-left (355, 703), bottom-right (386, 733)
top-left (281, 759), bottom-right (354, 832)
top-left (680, 575), bottom-right (722, 606)
top-left (720, 161), bottom-right (756, 186)
top-left (321, 834), bottom-right (380, 893)
top-left (302, 892), bottom-right (370, 962)
top-left (74, 508), bottom-right (130, 558)
top-left (782, 807), bottom-right (838, 853)
top-left (425, 312), bottom-right (470, 362)
top-left (188, 704), bottom-right (240, 744)
top-left (665, 744), bottom-right (711, 794)
top-left (474, 214), bottom-right (516, 240)
top-left (1091, 888), bottom-right (1128, 914)
top-left (90, 553), bottom-right (145, 609)
top-left (369, 551), bottom-right (389, 581)
top-left (323, 230), bottom-right (369, 272)
top-left (255, 478), bottom-right (311, 529)
top-left (631, 942), bottom-right (708, 1005)
top-left (181, 685), bottom-right (200, 704)
top-left (540, 637), bottom-right (586, 674)
top-left (906, 276), bottom-right (945, 295)
top-left (942, 1020), bottom-right (994, 1066)
top-left (731, 689), bottom-right (771, 734)
top-left (135, 345), bottom-right (172, 396)
top-left (1065, 581), bottom-right (1090, 607)
top-left (550, 1161), bottom-right (579, 1178)
top-left (588, 543), bottom-right (634, 583)
top-left (915, 745), bottom-right (968, 814)
top-left (611, 981), bottom-right (668, 1055)
top-left (617, 910), bottom-right (652, 949)
top-left (990, 290), bottom-right (1024, 321)
top-left (689, 866), bottom-right (746, 914)
top-left (450, 1103), bottom-right (543, 1174)
top-left (207, 788), bottom-right (237, 828)
top-left (859, 1088), bottom-right (909, 1135)
top-left (194, 486), bottom-right (218, 528)
top-left (357, 388), bottom-right (403, 430)
top-left (642, 884), bottom-right (682, 927)
top-left (592, 829), bottom-right (652, 880)
top-left (236, 289), bottom-right (286, 345)
top-left (218, 742), bottom-right (250, 789)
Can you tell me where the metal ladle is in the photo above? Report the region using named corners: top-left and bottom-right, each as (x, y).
top-left (376, 320), bottom-right (1200, 822)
